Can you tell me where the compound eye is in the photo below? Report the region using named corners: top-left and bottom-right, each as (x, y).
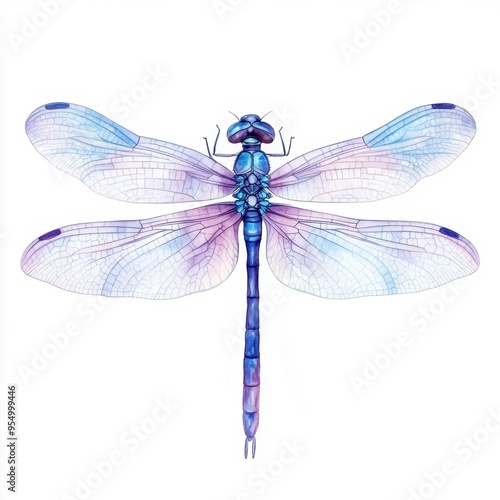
top-left (253, 121), bottom-right (275, 143)
top-left (227, 121), bottom-right (251, 143)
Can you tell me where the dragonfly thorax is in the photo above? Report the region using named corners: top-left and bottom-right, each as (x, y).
top-left (233, 151), bottom-right (272, 215)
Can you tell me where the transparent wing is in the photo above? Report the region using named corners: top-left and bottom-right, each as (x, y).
top-left (26, 102), bottom-right (235, 203)
top-left (269, 103), bottom-right (476, 202)
top-left (263, 205), bottom-right (479, 299)
top-left (21, 204), bottom-right (242, 299)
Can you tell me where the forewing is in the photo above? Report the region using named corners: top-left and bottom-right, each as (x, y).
top-left (21, 204), bottom-right (241, 299)
top-left (269, 104), bottom-right (476, 202)
top-left (263, 205), bottom-right (479, 299)
top-left (26, 102), bottom-right (235, 203)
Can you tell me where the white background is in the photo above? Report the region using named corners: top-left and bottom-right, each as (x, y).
top-left (1, 1), bottom-right (499, 499)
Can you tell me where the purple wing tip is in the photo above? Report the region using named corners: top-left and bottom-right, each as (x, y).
top-left (431, 103), bottom-right (456, 109)
top-left (439, 226), bottom-right (460, 238)
top-left (21, 228), bottom-right (63, 275)
top-left (44, 102), bottom-right (70, 110)
top-left (39, 228), bottom-right (62, 241)
top-left (439, 226), bottom-right (480, 267)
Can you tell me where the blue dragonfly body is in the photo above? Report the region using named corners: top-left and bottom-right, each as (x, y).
top-left (22, 102), bottom-right (479, 457)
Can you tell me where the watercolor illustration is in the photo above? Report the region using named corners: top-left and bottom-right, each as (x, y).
top-left (21, 102), bottom-right (479, 458)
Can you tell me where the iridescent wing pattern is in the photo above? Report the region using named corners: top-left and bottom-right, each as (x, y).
top-left (26, 103), bottom-right (235, 203)
top-left (21, 203), bottom-right (241, 299)
top-left (263, 205), bottom-right (479, 299)
top-left (269, 104), bottom-right (476, 202)
top-left (22, 101), bottom-right (479, 457)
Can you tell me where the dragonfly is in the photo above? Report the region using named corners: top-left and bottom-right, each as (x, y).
top-left (21, 101), bottom-right (479, 458)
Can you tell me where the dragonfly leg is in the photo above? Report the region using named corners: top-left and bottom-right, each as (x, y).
top-left (266, 127), bottom-right (295, 157)
top-left (205, 125), bottom-right (238, 158)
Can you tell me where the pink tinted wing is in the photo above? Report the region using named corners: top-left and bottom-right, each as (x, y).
top-left (269, 104), bottom-right (476, 202)
top-left (21, 204), bottom-right (242, 299)
top-left (26, 102), bottom-right (235, 203)
top-left (263, 205), bottom-right (479, 299)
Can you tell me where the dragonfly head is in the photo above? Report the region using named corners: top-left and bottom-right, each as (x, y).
top-left (227, 114), bottom-right (275, 145)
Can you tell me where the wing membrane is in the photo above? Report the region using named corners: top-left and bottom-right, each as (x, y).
top-left (21, 204), bottom-right (241, 299)
top-left (263, 205), bottom-right (479, 299)
top-left (26, 102), bottom-right (235, 203)
top-left (269, 104), bottom-right (476, 202)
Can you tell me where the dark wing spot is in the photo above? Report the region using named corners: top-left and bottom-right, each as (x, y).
top-left (39, 228), bottom-right (62, 241)
top-left (439, 226), bottom-right (460, 239)
top-left (432, 103), bottom-right (456, 109)
top-left (45, 102), bottom-right (70, 110)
